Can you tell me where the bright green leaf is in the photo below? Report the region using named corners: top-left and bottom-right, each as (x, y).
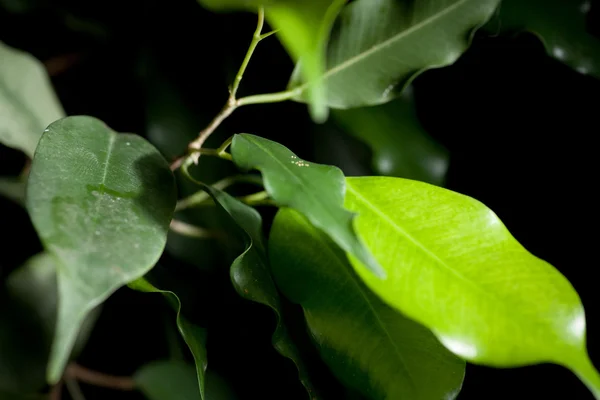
top-left (488, 0), bottom-right (600, 78)
top-left (0, 41), bottom-right (65, 157)
top-left (135, 361), bottom-right (238, 400)
top-left (197, 183), bottom-right (319, 398)
top-left (269, 208), bottom-right (466, 399)
top-left (289, 0), bottom-right (500, 109)
top-left (332, 87), bottom-right (449, 186)
top-left (1, 253), bottom-right (98, 394)
top-left (128, 278), bottom-right (207, 399)
top-left (196, 0), bottom-right (347, 122)
top-left (343, 176), bottom-right (600, 398)
top-left (26, 116), bottom-right (176, 384)
top-left (230, 133), bottom-right (383, 277)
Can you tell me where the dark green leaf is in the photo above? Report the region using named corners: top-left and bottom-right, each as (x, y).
top-left (26, 116), bottom-right (176, 383)
top-left (289, 0), bottom-right (501, 109)
top-left (0, 253), bottom-right (98, 394)
top-left (269, 208), bottom-right (466, 399)
top-left (135, 361), bottom-right (238, 400)
top-left (198, 183), bottom-right (318, 399)
top-left (488, 0), bottom-right (599, 78)
top-left (135, 361), bottom-right (200, 400)
top-left (343, 176), bottom-right (600, 397)
top-left (230, 133), bottom-right (383, 277)
top-left (196, 0), bottom-right (347, 121)
top-left (0, 41), bottom-right (65, 157)
top-left (128, 278), bottom-right (207, 399)
top-left (332, 88), bottom-right (449, 186)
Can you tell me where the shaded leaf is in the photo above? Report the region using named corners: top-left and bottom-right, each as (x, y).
top-left (343, 176), bottom-right (600, 397)
top-left (269, 208), bottom-right (466, 399)
top-left (488, 0), bottom-right (600, 78)
top-left (197, 183), bottom-right (318, 399)
top-left (26, 116), bottom-right (176, 383)
top-left (230, 133), bottom-right (383, 277)
top-left (128, 278), bottom-right (207, 399)
top-left (0, 253), bottom-right (98, 394)
top-left (135, 361), bottom-right (238, 400)
top-left (135, 361), bottom-right (201, 400)
top-left (0, 41), bottom-right (65, 157)
top-left (196, 0), bottom-right (347, 121)
top-left (289, 0), bottom-right (500, 109)
top-left (332, 87), bottom-right (449, 186)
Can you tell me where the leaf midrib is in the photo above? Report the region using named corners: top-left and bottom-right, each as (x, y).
top-left (241, 136), bottom-right (346, 220)
top-left (296, 0), bottom-right (471, 90)
top-left (290, 211), bottom-right (418, 394)
top-left (345, 181), bottom-right (544, 328)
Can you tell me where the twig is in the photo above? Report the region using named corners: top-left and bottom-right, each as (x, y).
top-left (49, 380), bottom-right (63, 400)
top-left (169, 219), bottom-right (220, 239)
top-left (187, 8), bottom-right (286, 162)
top-left (175, 174), bottom-right (263, 211)
top-left (64, 377), bottom-right (86, 400)
top-left (65, 363), bottom-right (135, 391)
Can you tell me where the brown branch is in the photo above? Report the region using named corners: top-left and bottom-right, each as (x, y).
top-left (49, 380), bottom-right (63, 400)
top-left (66, 363), bottom-right (135, 391)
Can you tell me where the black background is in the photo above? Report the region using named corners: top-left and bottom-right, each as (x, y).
top-left (1, 0), bottom-right (599, 399)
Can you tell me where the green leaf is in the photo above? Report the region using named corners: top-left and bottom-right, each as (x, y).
top-left (135, 361), bottom-right (238, 400)
top-left (342, 176), bottom-right (600, 398)
top-left (196, 183), bottom-right (318, 399)
top-left (196, 0), bottom-right (347, 122)
top-left (0, 176), bottom-right (26, 205)
top-left (289, 0), bottom-right (501, 109)
top-left (135, 361), bottom-right (201, 400)
top-left (230, 133), bottom-right (383, 277)
top-left (26, 116), bottom-right (176, 384)
top-left (1, 253), bottom-right (98, 394)
top-left (0, 41), bottom-right (65, 157)
top-left (128, 278), bottom-right (207, 399)
top-left (269, 208), bottom-right (466, 399)
top-left (488, 0), bottom-right (600, 78)
top-left (332, 88), bottom-right (449, 186)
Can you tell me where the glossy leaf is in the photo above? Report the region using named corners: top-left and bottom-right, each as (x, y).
top-left (0, 41), bottom-right (65, 157)
top-left (197, 183), bottom-right (318, 399)
top-left (343, 176), bottom-right (600, 397)
top-left (230, 133), bottom-right (383, 277)
top-left (196, 0), bottom-right (347, 121)
top-left (289, 0), bottom-right (500, 109)
top-left (26, 116), bottom-right (176, 383)
top-left (332, 87), bottom-right (449, 186)
top-left (135, 361), bottom-right (238, 400)
top-left (1, 253), bottom-right (98, 394)
top-left (489, 0), bottom-right (600, 78)
top-left (128, 278), bottom-right (207, 399)
top-left (269, 208), bottom-right (465, 399)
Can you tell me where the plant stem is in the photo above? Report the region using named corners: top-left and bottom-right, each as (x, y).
top-left (239, 190), bottom-right (275, 206)
top-left (170, 219), bottom-right (217, 239)
top-left (188, 8), bottom-right (266, 157)
top-left (230, 7), bottom-right (265, 100)
top-left (176, 174), bottom-right (263, 211)
top-left (49, 381), bottom-right (63, 400)
top-left (64, 377), bottom-right (86, 400)
top-left (236, 87), bottom-right (301, 107)
top-left (66, 363), bottom-right (135, 391)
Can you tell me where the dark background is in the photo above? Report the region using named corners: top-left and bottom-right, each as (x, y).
top-left (1, 0), bottom-right (599, 399)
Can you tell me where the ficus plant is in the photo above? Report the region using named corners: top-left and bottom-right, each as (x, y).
top-left (1, 0), bottom-right (599, 399)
